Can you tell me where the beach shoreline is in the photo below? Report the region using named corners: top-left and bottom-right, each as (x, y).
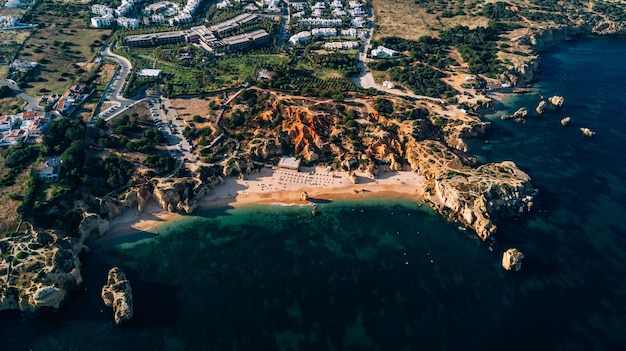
top-left (104, 166), bottom-right (427, 241)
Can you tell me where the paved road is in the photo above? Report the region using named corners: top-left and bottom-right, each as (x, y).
top-left (100, 44), bottom-right (133, 105)
top-left (0, 79), bottom-right (43, 111)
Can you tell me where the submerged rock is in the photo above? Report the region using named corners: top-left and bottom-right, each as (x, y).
top-left (101, 267), bottom-right (134, 325)
top-left (502, 248), bottom-right (525, 271)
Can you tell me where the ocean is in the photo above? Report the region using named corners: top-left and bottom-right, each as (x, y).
top-left (2, 36), bottom-right (626, 351)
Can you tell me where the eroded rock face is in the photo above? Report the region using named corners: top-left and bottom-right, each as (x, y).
top-left (153, 177), bottom-right (210, 214)
top-left (78, 212), bottom-right (110, 240)
top-left (223, 159), bottom-right (253, 177)
top-left (433, 161), bottom-right (536, 240)
top-left (502, 248), bottom-right (525, 271)
top-left (0, 228), bottom-right (84, 313)
top-left (101, 267), bottom-right (133, 325)
top-left (592, 21), bottom-right (626, 35)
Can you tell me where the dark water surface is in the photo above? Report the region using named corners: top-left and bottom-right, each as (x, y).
top-left (1, 37), bottom-right (626, 351)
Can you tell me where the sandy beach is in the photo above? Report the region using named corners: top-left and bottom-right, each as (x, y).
top-left (105, 166), bottom-right (427, 239)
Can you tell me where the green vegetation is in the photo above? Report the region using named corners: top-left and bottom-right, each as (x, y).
top-left (389, 64), bottom-right (457, 98)
top-left (0, 144), bottom-right (41, 186)
top-left (42, 118), bottom-right (86, 185)
top-left (481, 2), bottom-right (519, 20)
top-left (260, 68), bottom-right (356, 99)
top-left (307, 52), bottom-right (359, 77)
top-left (592, 1), bottom-right (626, 22)
top-left (0, 86), bottom-right (11, 98)
top-left (439, 24), bottom-right (507, 77)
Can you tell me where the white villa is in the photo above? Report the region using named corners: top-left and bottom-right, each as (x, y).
top-left (37, 156), bottom-right (61, 182)
top-left (371, 45), bottom-right (398, 58)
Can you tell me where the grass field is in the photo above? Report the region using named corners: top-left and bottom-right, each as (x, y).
top-left (0, 94), bottom-right (27, 115)
top-left (18, 27), bottom-right (110, 96)
top-left (0, 30), bottom-right (33, 65)
top-left (371, 0), bottom-right (490, 40)
top-left (0, 65), bottom-right (9, 80)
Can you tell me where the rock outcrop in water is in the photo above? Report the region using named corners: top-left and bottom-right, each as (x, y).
top-left (561, 117), bottom-right (571, 126)
top-left (502, 248), bottom-right (525, 271)
top-left (0, 227), bottom-right (84, 312)
top-left (502, 107), bottom-right (528, 122)
top-left (535, 100), bottom-right (547, 115)
top-left (406, 140), bottom-right (536, 240)
top-left (101, 267), bottom-right (133, 325)
top-left (548, 95), bottom-right (564, 109)
top-left (580, 127), bottom-right (595, 137)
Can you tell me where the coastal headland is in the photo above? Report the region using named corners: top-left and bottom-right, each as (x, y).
top-left (2, 0), bottom-right (626, 314)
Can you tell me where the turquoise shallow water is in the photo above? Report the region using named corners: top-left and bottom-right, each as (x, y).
top-left (2, 36), bottom-right (626, 350)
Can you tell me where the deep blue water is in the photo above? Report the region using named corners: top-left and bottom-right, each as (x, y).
top-left (2, 36), bottom-right (626, 351)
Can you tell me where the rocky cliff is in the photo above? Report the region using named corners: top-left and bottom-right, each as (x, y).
top-left (431, 162), bottom-right (536, 240)
top-left (405, 139), bottom-right (536, 240)
top-left (153, 177), bottom-right (211, 213)
top-left (101, 267), bottom-right (133, 325)
top-left (0, 227), bottom-right (84, 312)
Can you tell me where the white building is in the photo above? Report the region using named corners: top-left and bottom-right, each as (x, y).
top-left (151, 14), bottom-right (165, 24)
top-left (0, 15), bottom-right (19, 28)
top-left (91, 4), bottom-right (113, 16)
top-left (289, 31), bottom-right (311, 45)
top-left (324, 41), bottom-right (359, 50)
top-left (298, 18), bottom-right (342, 27)
top-left (332, 8), bottom-right (347, 17)
top-left (265, 0), bottom-right (281, 13)
top-left (290, 2), bottom-right (305, 11)
top-left (117, 16), bottom-right (140, 28)
top-left (216, 0), bottom-right (233, 9)
top-left (91, 14), bottom-right (114, 28)
top-left (348, 0), bottom-right (361, 8)
top-left (37, 156), bottom-right (61, 181)
top-left (330, 0), bottom-right (343, 9)
top-left (351, 17), bottom-right (365, 27)
top-left (371, 45), bottom-right (398, 58)
top-left (312, 27), bottom-right (337, 37)
top-left (115, 0), bottom-right (134, 17)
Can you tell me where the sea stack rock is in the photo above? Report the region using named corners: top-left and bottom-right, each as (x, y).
top-left (580, 127), bottom-right (596, 137)
top-left (502, 248), bottom-right (525, 272)
top-left (548, 95), bottom-right (565, 109)
top-left (560, 117), bottom-right (571, 126)
top-left (101, 267), bottom-right (134, 325)
top-left (535, 100), bottom-right (547, 115)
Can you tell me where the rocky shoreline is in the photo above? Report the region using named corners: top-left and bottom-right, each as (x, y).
top-left (4, 16), bottom-right (625, 315)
